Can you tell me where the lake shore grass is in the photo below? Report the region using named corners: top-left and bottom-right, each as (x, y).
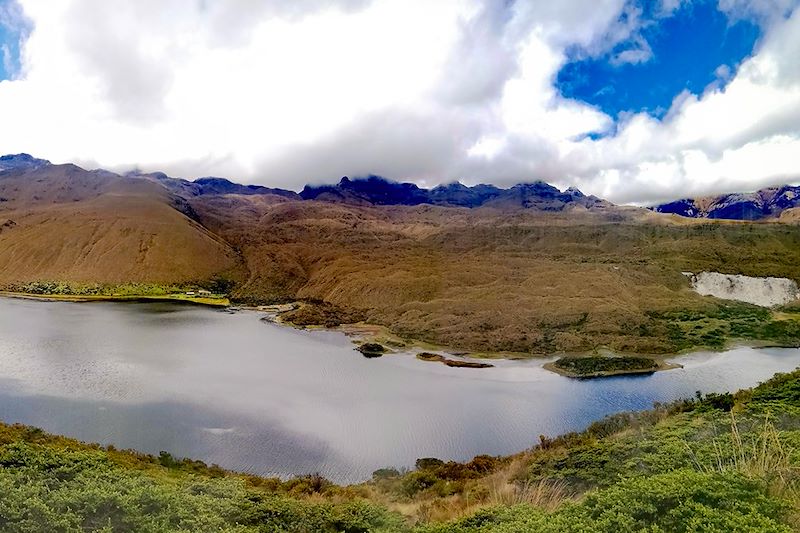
top-left (5, 289), bottom-right (800, 373)
top-left (0, 290), bottom-right (231, 307)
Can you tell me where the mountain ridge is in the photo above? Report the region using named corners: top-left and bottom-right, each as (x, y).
top-left (653, 184), bottom-right (800, 220)
top-left (0, 154), bottom-right (609, 211)
top-left (6, 153), bottom-right (800, 218)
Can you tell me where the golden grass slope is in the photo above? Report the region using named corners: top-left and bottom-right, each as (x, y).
top-left (0, 165), bottom-right (239, 284)
top-left (188, 194), bottom-right (800, 355)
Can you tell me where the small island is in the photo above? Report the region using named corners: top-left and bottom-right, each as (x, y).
top-left (416, 352), bottom-right (494, 369)
top-left (357, 342), bottom-right (387, 358)
top-left (545, 355), bottom-right (677, 378)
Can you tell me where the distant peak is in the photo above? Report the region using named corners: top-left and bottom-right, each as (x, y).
top-left (509, 181), bottom-right (560, 192)
top-left (432, 181), bottom-right (468, 191)
top-left (195, 176), bottom-right (233, 185)
top-left (0, 153), bottom-right (51, 172)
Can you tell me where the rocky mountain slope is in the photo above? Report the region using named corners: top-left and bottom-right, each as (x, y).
top-left (653, 184), bottom-right (800, 220)
top-left (299, 175), bottom-right (608, 210)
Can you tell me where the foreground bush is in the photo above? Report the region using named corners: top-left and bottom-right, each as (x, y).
top-left (0, 442), bottom-right (404, 533)
top-left (419, 470), bottom-right (791, 533)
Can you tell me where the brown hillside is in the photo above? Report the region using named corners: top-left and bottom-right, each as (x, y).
top-left (188, 194), bottom-right (800, 354)
top-left (0, 165), bottom-right (239, 284)
top-left (779, 207), bottom-right (800, 223)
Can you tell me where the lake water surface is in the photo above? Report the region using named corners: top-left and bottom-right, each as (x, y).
top-left (1, 297), bottom-right (799, 483)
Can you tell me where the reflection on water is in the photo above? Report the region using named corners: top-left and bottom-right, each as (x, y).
top-left (0, 297), bottom-right (798, 483)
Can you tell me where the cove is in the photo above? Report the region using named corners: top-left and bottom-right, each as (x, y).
top-left (0, 297), bottom-right (798, 484)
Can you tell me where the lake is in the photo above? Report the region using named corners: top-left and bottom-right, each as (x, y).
top-left (0, 296), bottom-right (798, 483)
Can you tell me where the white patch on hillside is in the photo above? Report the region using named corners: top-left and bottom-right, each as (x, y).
top-left (686, 271), bottom-right (800, 308)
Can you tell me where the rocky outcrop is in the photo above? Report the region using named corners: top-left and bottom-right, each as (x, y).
top-left (130, 171), bottom-right (300, 199)
top-left (687, 271), bottom-right (800, 307)
top-left (0, 219), bottom-right (15, 234)
top-left (416, 352), bottom-right (494, 368)
top-left (653, 185), bottom-right (800, 220)
top-left (300, 176), bottom-right (431, 205)
top-left (0, 153), bottom-right (51, 173)
top-left (357, 343), bottom-right (387, 358)
top-left (300, 176), bottom-right (608, 210)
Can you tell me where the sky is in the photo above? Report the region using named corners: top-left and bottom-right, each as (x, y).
top-left (0, 0), bottom-right (798, 204)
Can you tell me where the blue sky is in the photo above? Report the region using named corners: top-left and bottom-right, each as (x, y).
top-left (556, 0), bottom-right (762, 121)
top-left (0, 23), bottom-right (13, 81)
top-left (0, 0), bottom-right (29, 81)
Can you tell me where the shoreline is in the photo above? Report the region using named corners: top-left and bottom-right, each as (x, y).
top-left (265, 304), bottom-right (800, 370)
top-left (4, 293), bottom-right (799, 373)
top-left (0, 290), bottom-right (231, 308)
top-left (221, 300), bottom-right (800, 376)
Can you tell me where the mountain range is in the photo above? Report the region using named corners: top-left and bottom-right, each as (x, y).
top-left (7, 153), bottom-right (797, 220)
top-left (2, 153), bottom-right (800, 356)
top-left (652, 185), bottom-right (800, 221)
top-left (298, 175), bottom-right (609, 210)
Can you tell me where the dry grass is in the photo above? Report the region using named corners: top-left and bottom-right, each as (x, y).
top-left (488, 477), bottom-right (571, 512)
top-left (0, 166), bottom-right (240, 285)
top-left (690, 414), bottom-right (795, 481)
top-left (191, 194), bottom-right (800, 354)
top-left (687, 413), bottom-right (800, 526)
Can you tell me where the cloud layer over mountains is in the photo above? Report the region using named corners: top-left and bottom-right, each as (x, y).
top-left (0, 0), bottom-right (798, 204)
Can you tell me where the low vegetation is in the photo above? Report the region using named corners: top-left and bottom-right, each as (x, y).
top-left (6, 166), bottom-right (800, 356)
top-left (357, 342), bottom-right (388, 357)
top-left (2, 369), bottom-right (800, 531)
top-left (0, 427), bottom-right (404, 532)
top-left (649, 302), bottom-right (800, 351)
top-left (550, 355), bottom-right (658, 377)
top-left (280, 301), bottom-right (368, 328)
top-left (0, 281), bottom-right (230, 306)
top-left (197, 198), bottom-right (800, 357)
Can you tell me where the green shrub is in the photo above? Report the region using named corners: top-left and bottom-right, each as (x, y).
top-left (401, 471), bottom-right (440, 497)
top-left (553, 356), bottom-right (658, 375)
top-left (415, 458), bottom-right (445, 471)
top-left (373, 468), bottom-right (401, 480)
top-left (418, 470), bottom-right (791, 532)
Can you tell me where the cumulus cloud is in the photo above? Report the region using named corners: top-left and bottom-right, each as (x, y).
top-left (0, 0), bottom-right (797, 204)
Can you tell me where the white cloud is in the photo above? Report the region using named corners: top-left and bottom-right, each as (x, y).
top-left (718, 0), bottom-right (796, 25)
top-left (0, 0), bottom-right (797, 204)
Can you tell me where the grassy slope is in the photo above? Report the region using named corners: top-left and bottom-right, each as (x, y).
top-left (0, 165), bottom-right (241, 286)
top-left (2, 369), bottom-right (800, 531)
top-left (191, 195), bottom-right (800, 355)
